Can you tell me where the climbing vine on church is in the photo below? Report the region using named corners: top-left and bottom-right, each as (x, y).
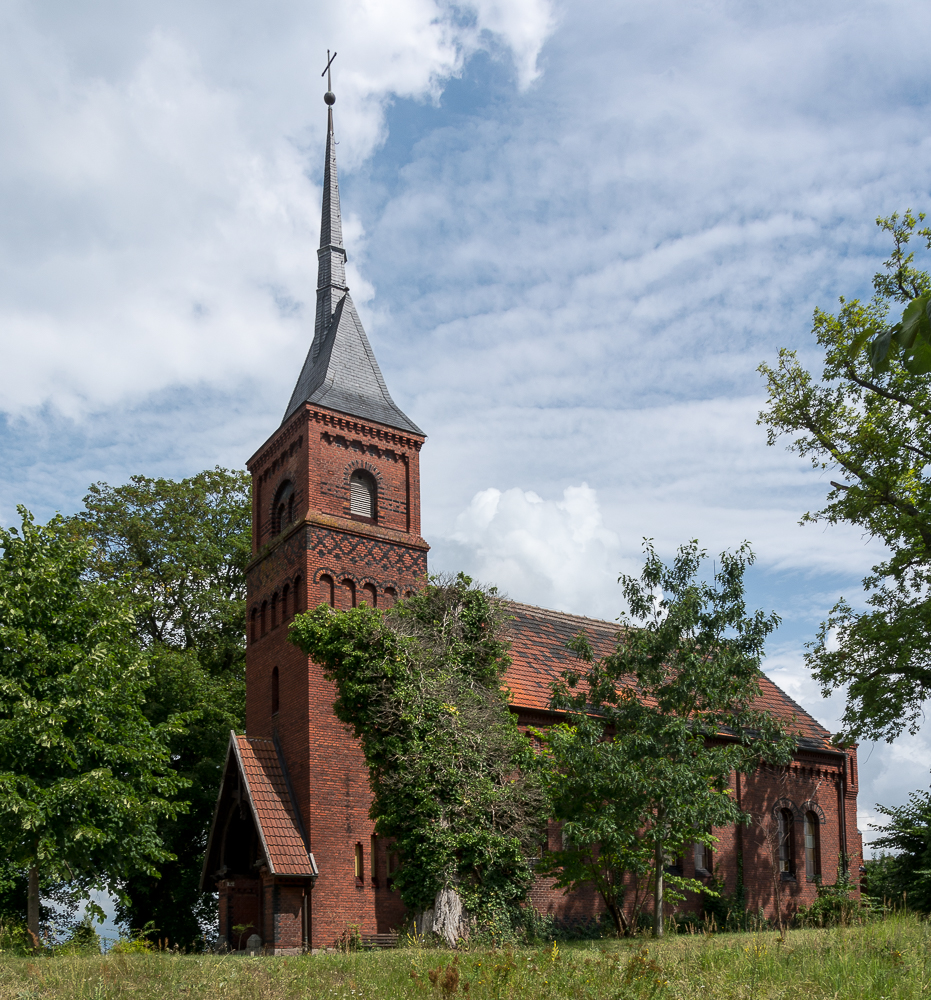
top-left (288, 574), bottom-right (548, 927)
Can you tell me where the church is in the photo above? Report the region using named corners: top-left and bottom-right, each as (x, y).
top-left (200, 87), bottom-right (863, 954)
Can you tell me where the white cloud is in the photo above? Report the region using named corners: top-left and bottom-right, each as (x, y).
top-left (0, 0), bottom-right (555, 416)
top-left (443, 483), bottom-right (633, 617)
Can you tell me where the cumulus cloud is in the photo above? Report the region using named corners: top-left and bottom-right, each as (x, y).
top-left (439, 483), bottom-right (632, 618)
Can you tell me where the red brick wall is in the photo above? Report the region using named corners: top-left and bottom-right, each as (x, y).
top-left (244, 402), bottom-right (427, 950)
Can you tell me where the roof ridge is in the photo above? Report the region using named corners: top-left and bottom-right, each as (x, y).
top-left (505, 599), bottom-right (624, 631)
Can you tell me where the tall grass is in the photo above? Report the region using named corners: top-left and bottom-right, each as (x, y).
top-left (0, 913), bottom-right (927, 999)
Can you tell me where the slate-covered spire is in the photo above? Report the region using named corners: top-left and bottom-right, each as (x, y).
top-left (313, 106), bottom-right (347, 347)
top-left (283, 91), bottom-right (423, 435)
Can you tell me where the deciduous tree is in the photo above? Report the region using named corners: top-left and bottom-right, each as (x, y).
top-left (549, 540), bottom-right (794, 937)
top-left (0, 508), bottom-right (186, 945)
top-left (759, 211), bottom-right (931, 741)
top-left (73, 468), bottom-right (250, 945)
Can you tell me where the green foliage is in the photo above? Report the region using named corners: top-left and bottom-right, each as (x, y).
top-left (0, 508), bottom-right (186, 910)
top-left (758, 211), bottom-right (931, 742)
top-left (73, 469), bottom-right (250, 945)
top-left (547, 539), bottom-right (795, 938)
top-left (795, 860), bottom-right (874, 927)
top-left (866, 790), bottom-right (931, 913)
top-left (288, 574), bottom-right (548, 924)
top-left (56, 915), bottom-right (101, 955)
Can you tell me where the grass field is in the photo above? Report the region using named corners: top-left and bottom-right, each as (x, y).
top-left (0, 915), bottom-right (928, 999)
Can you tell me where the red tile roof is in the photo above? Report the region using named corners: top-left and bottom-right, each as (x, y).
top-left (234, 735), bottom-right (315, 877)
top-left (503, 601), bottom-right (835, 752)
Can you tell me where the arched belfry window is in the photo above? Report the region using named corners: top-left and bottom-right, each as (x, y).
top-left (349, 470), bottom-right (377, 522)
top-left (272, 481), bottom-right (294, 536)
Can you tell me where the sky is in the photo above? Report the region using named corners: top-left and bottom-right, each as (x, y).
top-left (2, 0), bottom-right (931, 899)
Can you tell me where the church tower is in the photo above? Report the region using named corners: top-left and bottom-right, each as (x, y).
top-left (202, 80), bottom-right (428, 954)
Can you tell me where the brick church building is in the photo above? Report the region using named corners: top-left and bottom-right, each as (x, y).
top-left (201, 93), bottom-right (863, 954)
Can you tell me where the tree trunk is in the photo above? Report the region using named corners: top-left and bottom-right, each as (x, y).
top-left (653, 839), bottom-right (664, 939)
top-left (27, 867), bottom-right (40, 949)
top-left (432, 887), bottom-right (465, 947)
top-left (606, 899), bottom-right (629, 936)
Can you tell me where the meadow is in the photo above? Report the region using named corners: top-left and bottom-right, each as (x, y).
top-left (0, 915), bottom-right (928, 999)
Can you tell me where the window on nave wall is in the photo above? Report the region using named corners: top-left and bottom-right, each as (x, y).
top-left (804, 811), bottom-right (821, 881)
top-left (778, 808), bottom-right (796, 877)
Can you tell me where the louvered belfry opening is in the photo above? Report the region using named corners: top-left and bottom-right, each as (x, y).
top-left (349, 470), bottom-right (376, 521)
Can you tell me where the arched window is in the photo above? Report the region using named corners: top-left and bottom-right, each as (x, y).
top-left (293, 575), bottom-right (303, 614)
top-left (318, 574), bottom-right (334, 608)
top-left (271, 667), bottom-right (279, 716)
top-left (272, 481), bottom-right (294, 535)
top-left (281, 583), bottom-right (290, 621)
top-left (271, 592), bottom-right (278, 629)
top-left (804, 811), bottom-right (821, 881)
top-left (361, 583), bottom-right (377, 607)
top-left (349, 470), bottom-right (376, 521)
top-left (250, 608), bottom-right (258, 644)
top-left (340, 579), bottom-right (356, 609)
top-left (382, 587), bottom-right (397, 608)
top-left (778, 808), bottom-right (796, 876)
top-left (260, 601), bottom-right (268, 637)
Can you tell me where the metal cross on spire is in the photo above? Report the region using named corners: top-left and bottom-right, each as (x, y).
top-left (322, 50), bottom-right (337, 106)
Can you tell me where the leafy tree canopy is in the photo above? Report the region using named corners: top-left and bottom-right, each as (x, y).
top-left (759, 211), bottom-right (931, 741)
top-left (72, 468), bottom-right (250, 946)
top-left (867, 790), bottom-right (931, 913)
top-left (0, 508), bottom-right (187, 941)
top-left (288, 574), bottom-right (548, 926)
top-left (547, 540), bottom-right (795, 937)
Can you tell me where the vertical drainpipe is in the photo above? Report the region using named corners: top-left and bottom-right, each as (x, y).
top-left (735, 769), bottom-right (744, 897)
top-left (839, 750), bottom-right (848, 874)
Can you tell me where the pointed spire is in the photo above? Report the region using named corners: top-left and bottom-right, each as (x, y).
top-left (313, 109), bottom-right (347, 353)
top-left (282, 72), bottom-right (423, 436)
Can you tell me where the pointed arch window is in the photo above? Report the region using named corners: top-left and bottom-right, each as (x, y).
top-left (804, 811), bottom-right (821, 881)
top-left (281, 583), bottom-right (290, 621)
top-left (778, 808), bottom-right (796, 878)
top-left (349, 470), bottom-right (377, 522)
top-left (273, 481), bottom-right (295, 535)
